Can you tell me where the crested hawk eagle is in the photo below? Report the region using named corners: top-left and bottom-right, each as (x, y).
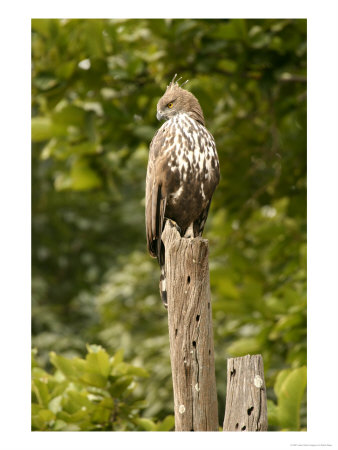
top-left (145, 75), bottom-right (220, 307)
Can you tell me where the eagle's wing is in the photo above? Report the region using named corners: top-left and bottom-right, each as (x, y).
top-left (193, 199), bottom-right (211, 237)
top-left (193, 127), bottom-right (220, 237)
top-left (145, 130), bottom-right (167, 264)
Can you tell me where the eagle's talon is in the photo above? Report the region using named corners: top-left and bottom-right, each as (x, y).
top-left (167, 218), bottom-right (181, 234)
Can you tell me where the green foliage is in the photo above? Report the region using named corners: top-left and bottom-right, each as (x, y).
top-left (267, 367), bottom-right (307, 431)
top-left (31, 18), bottom-right (306, 430)
top-left (32, 346), bottom-right (174, 431)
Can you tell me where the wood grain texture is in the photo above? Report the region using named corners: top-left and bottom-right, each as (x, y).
top-left (223, 354), bottom-right (268, 431)
top-left (162, 221), bottom-right (219, 431)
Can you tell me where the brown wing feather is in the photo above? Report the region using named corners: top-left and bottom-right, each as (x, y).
top-left (145, 131), bottom-right (167, 262)
top-left (193, 200), bottom-right (211, 237)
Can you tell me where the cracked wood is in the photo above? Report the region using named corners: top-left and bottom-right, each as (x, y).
top-left (223, 354), bottom-right (268, 431)
top-left (162, 221), bottom-right (218, 431)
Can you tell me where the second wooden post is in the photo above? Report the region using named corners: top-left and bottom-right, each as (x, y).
top-left (162, 222), bottom-right (219, 431)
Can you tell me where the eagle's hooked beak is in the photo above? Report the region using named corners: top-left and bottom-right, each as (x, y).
top-left (156, 111), bottom-right (164, 121)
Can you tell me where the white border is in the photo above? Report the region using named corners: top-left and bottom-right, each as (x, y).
top-left (1, 1), bottom-right (338, 449)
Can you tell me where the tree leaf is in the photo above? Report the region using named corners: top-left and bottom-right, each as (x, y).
top-left (155, 415), bottom-right (175, 431)
top-left (31, 117), bottom-right (67, 142)
top-left (135, 418), bottom-right (157, 431)
top-left (85, 346), bottom-right (111, 377)
top-left (276, 367), bottom-right (307, 430)
top-left (69, 159), bottom-right (102, 191)
top-left (266, 399), bottom-right (278, 427)
top-left (49, 352), bottom-right (77, 378)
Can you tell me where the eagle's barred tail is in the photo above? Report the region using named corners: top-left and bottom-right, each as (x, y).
top-left (159, 265), bottom-right (168, 308)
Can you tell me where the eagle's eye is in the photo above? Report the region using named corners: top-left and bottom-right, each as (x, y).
top-left (167, 102), bottom-right (174, 108)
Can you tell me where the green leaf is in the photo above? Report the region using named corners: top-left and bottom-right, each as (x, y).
top-left (50, 352), bottom-right (77, 378)
top-left (135, 418), bottom-right (157, 431)
top-left (53, 171), bottom-right (73, 190)
top-left (155, 415), bottom-right (175, 431)
top-left (276, 367), bottom-right (307, 430)
top-left (53, 419), bottom-right (68, 431)
top-left (123, 365), bottom-right (149, 378)
top-left (55, 61), bottom-right (77, 80)
top-left (31, 19), bottom-right (55, 38)
top-left (213, 274), bottom-right (239, 300)
top-left (38, 408), bottom-right (55, 422)
top-left (45, 140), bottom-right (100, 161)
top-left (111, 349), bottom-right (124, 367)
top-left (217, 59), bottom-right (238, 73)
top-left (85, 346), bottom-right (111, 377)
top-left (227, 337), bottom-right (261, 356)
top-left (54, 159), bottom-right (103, 191)
top-left (52, 103), bottom-right (86, 127)
top-left (109, 376), bottom-right (134, 397)
top-left (130, 399), bottom-right (148, 410)
top-left (78, 369), bottom-right (107, 388)
top-left (274, 369), bottom-right (292, 398)
top-left (115, 362), bottom-right (149, 378)
top-left (273, 313), bottom-right (304, 333)
top-left (31, 117), bottom-right (67, 142)
top-left (266, 400), bottom-right (279, 427)
top-left (32, 379), bottom-right (50, 407)
top-left (33, 75), bottom-right (59, 91)
top-left (48, 395), bottom-right (63, 414)
top-left (31, 348), bottom-right (38, 367)
top-left (62, 390), bottom-right (93, 415)
top-left (212, 19), bottom-right (247, 41)
top-left (69, 159), bottom-right (102, 191)
top-left (31, 414), bottom-right (46, 430)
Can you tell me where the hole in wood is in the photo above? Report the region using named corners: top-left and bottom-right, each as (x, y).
top-left (190, 428), bottom-right (194, 431)
top-left (209, 349), bottom-right (211, 355)
top-left (196, 315), bottom-right (200, 322)
top-left (247, 406), bottom-right (254, 416)
top-left (208, 302), bottom-right (210, 309)
top-left (230, 368), bottom-right (236, 378)
top-left (235, 423), bottom-right (239, 430)
top-left (175, 328), bottom-right (178, 337)
top-left (192, 341), bottom-right (196, 348)
top-left (241, 426), bottom-right (246, 431)
top-left (187, 275), bottom-right (191, 284)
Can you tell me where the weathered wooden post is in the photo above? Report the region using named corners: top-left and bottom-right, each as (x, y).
top-left (162, 221), bottom-right (219, 431)
top-left (161, 222), bottom-right (268, 432)
top-left (223, 354), bottom-right (268, 431)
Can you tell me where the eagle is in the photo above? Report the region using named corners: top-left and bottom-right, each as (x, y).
top-left (145, 75), bottom-right (220, 307)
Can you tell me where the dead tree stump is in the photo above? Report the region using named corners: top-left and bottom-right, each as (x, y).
top-left (223, 354), bottom-right (268, 431)
top-left (162, 221), bottom-right (219, 431)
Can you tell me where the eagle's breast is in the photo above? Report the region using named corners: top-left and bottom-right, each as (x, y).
top-left (157, 113), bottom-right (219, 230)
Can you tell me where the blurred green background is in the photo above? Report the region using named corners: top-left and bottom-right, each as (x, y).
top-left (31, 18), bottom-right (307, 431)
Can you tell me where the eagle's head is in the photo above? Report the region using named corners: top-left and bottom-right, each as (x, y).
top-left (156, 74), bottom-right (205, 126)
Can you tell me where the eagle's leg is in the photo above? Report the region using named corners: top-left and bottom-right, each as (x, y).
top-left (159, 265), bottom-right (168, 308)
top-left (159, 219), bottom-right (182, 309)
top-left (184, 222), bottom-right (194, 239)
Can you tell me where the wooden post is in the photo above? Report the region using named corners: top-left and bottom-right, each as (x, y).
top-left (162, 221), bottom-right (219, 431)
top-left (223, 354), bottom-right (268, 431)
